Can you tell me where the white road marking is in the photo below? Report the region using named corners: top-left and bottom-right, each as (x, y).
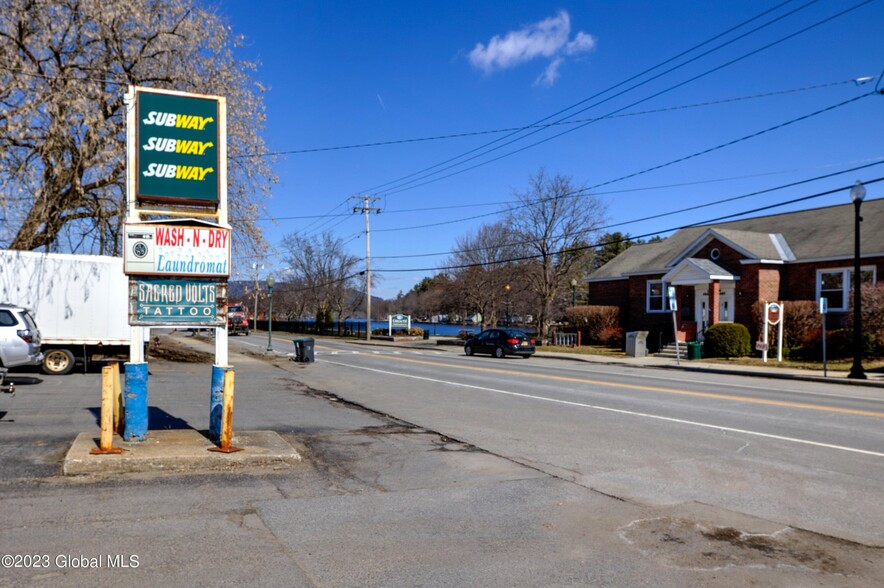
top-left (321, 359), bottom-right (884, 459)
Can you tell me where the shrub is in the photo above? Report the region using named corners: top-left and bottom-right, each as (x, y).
top-left (704, 322), bottom-right (751, 358)
top-left (598, 326), bottom-right (624, 348)
top-left (564, 305), bottom-right (621, 345)
top-left (793, 329), bottom-right (877, 360)
top-left (371, 327), bottom-right (424, 337)
top-left (847, 282), bottom-right (884, 351)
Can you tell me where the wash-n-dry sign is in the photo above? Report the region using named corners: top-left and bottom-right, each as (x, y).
top-left (123, 222), bottom-right (230, 277)
top-left (135, 88), bottom-right (222, 205)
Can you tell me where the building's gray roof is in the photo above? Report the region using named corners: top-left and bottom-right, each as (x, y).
top-left (589, 197), bottom-right (884, 281)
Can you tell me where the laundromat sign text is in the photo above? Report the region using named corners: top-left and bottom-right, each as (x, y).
top-left (136, 89), bottom-right (220, 205)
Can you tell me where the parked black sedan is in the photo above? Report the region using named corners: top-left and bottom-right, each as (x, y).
top-left (464, 329), bottom-right (536, 358)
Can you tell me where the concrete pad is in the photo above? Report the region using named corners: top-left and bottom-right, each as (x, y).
top-left (63, 429), bottom-right (301, 475)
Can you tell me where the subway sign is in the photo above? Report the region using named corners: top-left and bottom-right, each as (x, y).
top-left (136, 88), bottom-right (222, 205)
top-left (129, 279), bottom-right (227, 327)
top-left (123, 222), bottom-right (230, 277)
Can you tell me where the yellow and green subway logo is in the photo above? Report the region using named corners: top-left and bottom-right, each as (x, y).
top-left (136, 90), bottom-right (221, 204)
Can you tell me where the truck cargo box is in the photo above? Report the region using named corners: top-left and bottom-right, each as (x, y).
top-left (0, 250), bottom-right (130, 374)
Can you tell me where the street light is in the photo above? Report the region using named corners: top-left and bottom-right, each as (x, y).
top-left (848, 181), bottom-right (866, 379)
top-left (252, 262), bottom-right (264, 331)
top-left (266, 273), bottom-right (276, 353)
top-left (570, 278), bottom-right (578, 307)
top-left (504, 284), bottom-right (511, 327)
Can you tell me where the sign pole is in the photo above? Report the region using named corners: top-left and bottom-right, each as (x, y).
top-left (215, 96), bottom-right (229, 367)
top-left (821, 298), bottom-right (828, 377)
top-left (668, 286), bottom-right (680, 365)
top-left (777, 302), bottom-right (785, 363)
top-left (762, 302), bottom-right (770, 363)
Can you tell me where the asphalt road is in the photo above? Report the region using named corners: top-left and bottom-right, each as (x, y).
top-left (233, 334), bottom-right (884, 546)
top-left (2, 332), bottom-right (882, 586)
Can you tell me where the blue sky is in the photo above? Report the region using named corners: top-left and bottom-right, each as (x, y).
top-left (220, 0), bottom-right (884, 298)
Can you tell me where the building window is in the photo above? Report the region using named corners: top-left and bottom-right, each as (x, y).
top-left (816, 267), bottom-right (876, 311)
top-left (646, 280), bottom-right (671, 313)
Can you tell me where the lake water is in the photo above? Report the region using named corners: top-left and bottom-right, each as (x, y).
top-left (339, 321), bottom-right (534, 336)
top-left (342, 320), bottom-right (481, 337)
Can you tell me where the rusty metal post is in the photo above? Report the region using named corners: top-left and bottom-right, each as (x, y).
top-left (91, 366), bottom-right (123, 455)
top-left (112, 362), bottom-right (124, 434)
top-left (208, 368), bottom-right (243, 453)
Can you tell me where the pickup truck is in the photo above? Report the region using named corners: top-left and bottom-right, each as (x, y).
top-left (227, 303), bottom-right (250, 336)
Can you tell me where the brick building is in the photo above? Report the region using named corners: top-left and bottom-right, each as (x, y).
top-left (586, 198), bottom-right (884, 350)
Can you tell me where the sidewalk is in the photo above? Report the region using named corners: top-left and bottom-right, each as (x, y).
top-left (341, 335), bottom-right (884, 389)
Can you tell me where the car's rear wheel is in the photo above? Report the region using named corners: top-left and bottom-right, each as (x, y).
top-left (464, 344), bottom-right (474, 356)
top-left (494, 346), bottom-right (505, 359)
top-left (43, 349), bottom-right (75, 375)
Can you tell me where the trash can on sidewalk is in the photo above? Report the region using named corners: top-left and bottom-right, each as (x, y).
top-left (687, 341), bottom-right (702, 360)
top-left (293, 337), bottom-right (315, 363)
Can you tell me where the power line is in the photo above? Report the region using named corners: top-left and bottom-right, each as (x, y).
top-left (373, 179), bottom-right (884, 274)
top-left (371, 93), bottom-right (876, 234)
top-left (376, 0), bottom-right (876, 198)
top-left (363, 0), bottom-right (828, 196)
top-left (360, 0), bottom-right (815, 194)
top-left (229, 77), bottom-right (864, 158)
top-left (370, 159), bottom-right (884, 261)
top-left (237, 155), bottom-right (884, 223)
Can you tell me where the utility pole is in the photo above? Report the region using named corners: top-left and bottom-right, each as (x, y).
top-left (352, 195), bottom-right (381, 341)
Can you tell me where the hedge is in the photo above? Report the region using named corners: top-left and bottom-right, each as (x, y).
top-left (704, 322), bottom-right (751, 358)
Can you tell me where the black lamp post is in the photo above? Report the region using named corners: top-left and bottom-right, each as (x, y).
top-left (848, 181), bottom-right (866, 380)
top-left (266, 273), bottom-right (276, 353)
top-left (504, 284), bottom-right (511, 327)
top-left (570, 278), bottom-right (578, 307)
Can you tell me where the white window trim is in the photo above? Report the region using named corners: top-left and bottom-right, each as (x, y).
top-left (815, 266), bottom-right (876, 311)
top-left (646, 280), bottom-right (670, 314)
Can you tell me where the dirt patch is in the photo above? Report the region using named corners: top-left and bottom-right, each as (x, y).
top-left (146, 335), bottom-right (213, 363)
top-left (619, 516), bottom-right (881, 577)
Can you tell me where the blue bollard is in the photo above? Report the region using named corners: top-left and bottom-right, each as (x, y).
top-left (209, 365), bottom-right (231, 441)
top-left (123, 362), bottom-right (149, 441)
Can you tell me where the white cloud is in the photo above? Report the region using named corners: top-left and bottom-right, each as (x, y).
top-left (468, 11), bottom-right (595, 85)
top-left (534, 57), bottom-right (563, 87)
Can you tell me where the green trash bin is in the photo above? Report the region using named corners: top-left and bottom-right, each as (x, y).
top-left (687, 341), bottom-right (702, 360)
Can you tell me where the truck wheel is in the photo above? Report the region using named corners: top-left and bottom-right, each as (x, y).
top-left (43, 349), bottom-right (75, 375)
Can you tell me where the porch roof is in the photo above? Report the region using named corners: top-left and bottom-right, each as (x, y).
top-left (663, 258), bottom-right (736, 285)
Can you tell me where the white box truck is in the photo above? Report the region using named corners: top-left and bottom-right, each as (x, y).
top-left (0, 250), bottom-right (130, 374)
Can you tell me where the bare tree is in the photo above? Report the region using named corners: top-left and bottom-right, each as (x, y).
top-left (446, 221), bottom-right (519, 329)
top-left (272, 280), bottom-right (310, 321)
top-left (0, 0), bottom-right (276, 258)
top-left (506, 169), bottom-right (606, 341)
top-left (282, 231), bottom-right (362, 322)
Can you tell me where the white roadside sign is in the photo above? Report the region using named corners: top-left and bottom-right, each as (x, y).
top-left (123, 222), bottom-right (230, 277)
